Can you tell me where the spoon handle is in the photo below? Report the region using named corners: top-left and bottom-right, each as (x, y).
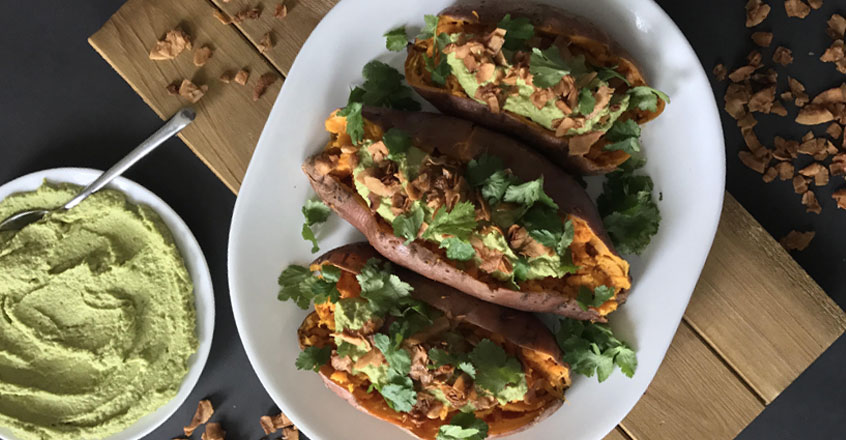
top-left (63, 107), bottom-right (196, 211)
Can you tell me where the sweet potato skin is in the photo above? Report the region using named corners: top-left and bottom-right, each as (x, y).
top-left (303, 108), bottom-right (629, 320)
top-left (307, 243), bottom-right (566, 439)
top-left (404, 1), bottom-right (665, 175)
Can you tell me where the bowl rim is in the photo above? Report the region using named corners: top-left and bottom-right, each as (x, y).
top-left (0, 167), bottom-right (215, 440)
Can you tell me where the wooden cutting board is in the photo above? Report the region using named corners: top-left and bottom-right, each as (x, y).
top-left (89, 0), bottom-right (846, 438)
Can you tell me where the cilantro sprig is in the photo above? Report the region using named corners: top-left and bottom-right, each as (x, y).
top-left (597, 165), bottom-right (661, 255)
top-left (604, 119), bottom-right (642, 155)
top-left (497, 14), bottom-right (534, 50)
top-left (417, 14), bottom-right (439, 40)
top-left (468, 339), bottom-right (527, 404)
top-left (627, 86), bottom-right (670, 112)
top-left (529, 47), bottom-right (571, 89)
top-left (295, 346), bottom-right (332, 372)
top-left (421, 201), bottom-right (477, 241)
top-left (339, 61), bottom-right (421, 143)
top-left (277, 264), bottom-right (340, 309)
top-left (301, 198), bottom-right (331, 253)
top-left (392, 201), bottom-right (425, 244)
top-left (555, 318), bottom-right (637, 382)
top-left (576, 285), bottom-right (615, 311)
top-left (384, 26), bottom-right (408, 51)
top-left (437, 412), bottom-right (489, 440)
top-left (424, 33), bottom-right (453, 85)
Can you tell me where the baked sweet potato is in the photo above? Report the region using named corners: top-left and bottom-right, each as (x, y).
top-left (302, 107), bottom-right (631, 321)
top-left (405, 1), bottom-right (667, 175)
top-left (288, 243), bottom-right (570, 440)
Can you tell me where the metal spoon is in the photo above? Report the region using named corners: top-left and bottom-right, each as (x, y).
top-left (0, 107), bottom-right (196, 232)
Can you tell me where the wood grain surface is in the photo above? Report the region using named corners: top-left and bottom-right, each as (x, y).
top-left (89, 0), bottom-right (846, 438)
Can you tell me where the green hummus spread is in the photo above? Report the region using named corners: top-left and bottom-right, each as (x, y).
top-left (0, 183), bottom-right (197, 440)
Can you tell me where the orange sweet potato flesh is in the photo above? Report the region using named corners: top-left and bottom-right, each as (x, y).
top-left (299, 243), bottom-right (570, 440)
top-left (302, 108), bottom-right (630, 321)
top-left (404, 1), bottom-right (665, 175)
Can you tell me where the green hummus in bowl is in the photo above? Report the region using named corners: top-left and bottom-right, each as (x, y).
top-left (0, 168), bottom-right (215, 440)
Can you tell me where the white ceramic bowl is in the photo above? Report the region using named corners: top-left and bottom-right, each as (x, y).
top-left (228, 0), bottom-right (725, 439)
top-left (0, 167), bottom-right (215, 440)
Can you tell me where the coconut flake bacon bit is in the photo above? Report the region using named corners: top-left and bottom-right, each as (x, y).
top-left (274, 2), bottom-right (288, 19)
top-left (253, 73), bottom-right (278, 101)
top-left (193, 45), bottom-right (213, 67)
top-left (751, 31), bottom-right (774, 47)
top-left (821, 40), bottom-right (846, 73)
top-left (773, 46), bottom-right (794, 65)
top-left (233, 6), bottom-right (261, 23)
top-left (260, 412), bottom-right (294, 435)
top-left (219, 71), bottom-right (233, 83)
top-left (258, 32), bottom-right (274, 53)
top-left (780, 230), bottom-right (815, 251)
top-left (178, 79), bottom-right (208, 103)
top-left (213, 9), bottom-right (232, 25)
top-left (201, 422), bottom-right (225, 440)
top-left (746, 0), bottom-right (771, 27)
top-left (828, 14), bottom-right (846, 40)
top-left (149, 28), bottom-right (192, 60)
top-left (785, 0), bottom-right (811, 19)
top-left (834, 188), bottom-right (846, 209)
top-left (184, 400), bottom-right (214, 437)
top-left (802, 190), bottom-right (822, 214)
top-left (234, 69), bottom-right (250, 85)
top-left (713, 63), bottom-right (728, 81)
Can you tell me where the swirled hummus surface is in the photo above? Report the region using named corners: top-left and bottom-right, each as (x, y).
top-left (0, 182), bottom-right (197, 440)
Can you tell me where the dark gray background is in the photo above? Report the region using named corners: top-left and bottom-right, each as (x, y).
top-left (0, 0), bottom-right (843, 439)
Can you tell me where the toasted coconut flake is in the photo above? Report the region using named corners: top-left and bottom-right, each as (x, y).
top-left (789, 77), bottom-right (810, 107)
top-left (530, 89), bottom-right (552, 110)
top-left (274, 2), bottom-right (288, 19)
top-left (253, 73), bottom-right (278, 101)
top-left (219, 71), bottom-right (233, 83)
top-left (725, 83), bottom-right (752, 119)
top-left (729, 65), bottom-right (756, 82)
top-left (828, 14), bottom-right (846, 39)
top-left (773, 46), bottom-right (794, 65)
top-left (166, 82), bottom-right (180, 95)
top-left (780, 91), bottom-right (794, 102)
top-left (260, 412), bottom-right (292, 435)
top-left (193, 46), bottom-right (213, 67)
top-left (808, 0), bottom-right (823, 9)
top-left (184, 400), bottom-right (214, 437)
top-left (751, 31), bottom-right (773, 47)
top-left (780, 230), bottom-right (815, 250)
top-left (258, 32), bottom-right (274, 53)
top-left (742, 127), bottom-right (764, 152)
top-left (799, 162), bottom-right (830, 185)
top-left (798, 138), bottom-right (827, 158)
top-left (763, 166), bottom-right (778, 182)
top-left (785, 0), bottom-right (811, 18)
top-left (812, 84), bottom-right (846, 105)
top-left (796, 104), bottom-right (835, 125)
top-left (793, 175), bottom-right (810, 193)
top-left (746, 0), bottom-right (772, 27)
top-left (282, 427), bottom-right (300, 440)
top-left (178, 79), bottom-right (208, 103)
top-left (802, 131), bottom-right (815, 142)
top-left (747, 50), bottom-right (764, 67)
top-left (713, 63), bottom-right (728, 80)
top-left (774, 136), bottom-right (799, 160)
top-left (202, 422), bottom-right (225, 440)
top-left (775, 161), bottom-right (795, 180)
top-left (751, 67), bottom-right (778, 84)
top-left (149, 28), bottom-right (192, 60)
top-left (476, 63), bottom-right (496, 83)
top-left (833, 188), bottom-right (846, 209)
top-left (771, 101), bottom-right (788, 116)
top-left (234, 69), bottom-right (250, 85)
top-left (831, 153), bottom-right (846, 175)
top-left (569, 132), bottom-right (603, 156)
top-left (749, 86), bottom-right (776, 113)
top-left (555, 117), bottom-right (577, 137)
top-left (821, 40), bottom-right (846, 74)
top-left (738, 113), bottom-right (758, 129)
top-left (739, 150), bottom-right (769, 173)
top-left (802, 190), bottom-right (822, 214)
top-left (233, 6), bottom-right (261, 23)
top-left (213, 9), bottom-right (232, 24)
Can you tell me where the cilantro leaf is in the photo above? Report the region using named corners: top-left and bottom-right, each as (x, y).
top-left (576, 285), bottom-right (615, 311)
top-left (277, 265), bottom-right (313, 309)
top-left (357, 258), bottom-right (415, 314)
top-left (597, 170), bottom-right (661, 255)
top-left (320, 265), bottom-right (342, 283)
top-left (334, 297), bottom-right (377, 332)
top-left (295, 346), bottom-right (331, 372)
top-left (555, 318), bottom-right (637, 382)
top-left (383, 127), bottom-right (412, 158)
top-left (301, 199), bottom-right (331, 253)
top-left (497, 14), bottom-right (534, 50)
top-left (512, 256), bottom-right (530, 283)
top-left (627, 86), bottom-right (670, 112)
top-left (597, 65), bottom-right (630, 85)
top-left (423, 201), bottom-right (477, 241)
top-left (374, 333), bottom-right (412, 376)
top-left (440, 237), bottom-right (476, 261)
top-left (530, 47), bottom-right (571, 88)
top-left (577, 88), bottom-right (596, 115)
top-left (437, 412), bottom-right (489, 440)
top-left (337, 100), bottom-right (364, 144)
top-left (556, 219), bottom-right (575, 256)
top-left (465, 154), bottom-right (505, 187)
top-left (468, 339), bottom-right (526, 401)
top-left (428, 347), bottom-right (476, 377)
top-left (417, 14), bottom-right (439, 40)
top-left (384, 26), bottom-right (408, 51)
top-left (392, 201), bottom-right (425, 244)
top-left (380, 375), bottom-right (417, 412)
top-left (503, 176), bottom-right (559, 210)
top-left (604, 119), bottom-right (642, 155)
top-left (304, 276), bottom-right (341, 305)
